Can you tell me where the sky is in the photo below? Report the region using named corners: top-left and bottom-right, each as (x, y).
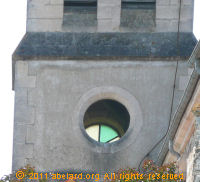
top-left (0, 1), bottom-right (27, 178)
top-left (0, 0), bottom-right (199, 179)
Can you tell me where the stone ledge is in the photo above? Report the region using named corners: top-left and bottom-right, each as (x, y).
top-left (13, 32), bottom-right (197, 59)
top-left (15, 61), bottom-right (36, 89)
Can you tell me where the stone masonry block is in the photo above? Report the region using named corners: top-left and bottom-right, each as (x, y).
top-left (24, 144), bottom-right (34, 159)
top-left (156, 1), bottom-right (194, 33)
top-left (98, 19), bottom-right (120, 32)
top-left (98, 0), bottom-right (121, 7)
top-left (157, 0), bottom-right (170, 5)
top-left (15, 77), bottom-right (36, 88)
top-left (15, 61), bottom-right (36, 88)
top-left (15, 61), bottom-right (29, 78)
top-left (50, 0), bottom-right (63, 5)
top-left (97, 6), bottom-right (113, 19)
top-left (13, 124), bottom-right (27, 143)
top-left (27, 18), bottom-right (62, 32)
top-left (15, 88), bottom-right (27, 105)
top-left (182, 0), bottom-right (194, 6)
top-left (14, 105), bottom-right (35, 124)
top-left (180, 5), bottom-right (194, 20)
top-left (27, 0), bottom-right (50, 6)
top-left (180, 19), bottom-right (193, 32)
top-left (13, 143), bottom-right (34, 160)
top-left (156, 19), bottom-right (178, 32)
top-left (97, 0), bottom-right (121, 32)
top-left (98, 5), bottom-right (121, 20)
top-left (26, 125), bottom-right (36, 144)
top-left (111, 6), bottom-right (121, 21)
top-left (27, 88), bottom-right (37, 107)
top-left (12, 157), bottom-right (25, 171)
top-left (170, 0), bottom-right (179, 5)
top-left (27, 5), bottom-right (63, 19)
top-left (156, 5), bottom-right (179, 20)
top-left (27, 0), bottom-right (63, 31)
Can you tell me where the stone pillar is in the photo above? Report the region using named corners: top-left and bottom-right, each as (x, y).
top-left (27, 0), bottom-right (64, 32)
top-left (156, 0), bottom-right (194, 32)
top-left (12, 61), bottom-right (36, 170)
top-left (97, 0), bottom-right (121, 32)
top-left (187, 104), bottom-right (200, 182)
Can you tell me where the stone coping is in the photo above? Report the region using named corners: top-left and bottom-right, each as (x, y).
top-left (13, 32), bottom-right (197, 60)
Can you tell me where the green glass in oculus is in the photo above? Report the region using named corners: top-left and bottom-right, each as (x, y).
top-left (86, 124), bottom-right (120, 143)
top-left (83, 99), bottom-right (130, 144)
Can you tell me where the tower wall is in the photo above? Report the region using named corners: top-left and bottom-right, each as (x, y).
top-left (26, 0), bottom-right (194, 32)
top-left (13, 59), bottom-right (192, 172)
top-left (12, 0), bottom-right (197, 176)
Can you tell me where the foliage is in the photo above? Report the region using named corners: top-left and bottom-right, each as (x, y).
top-left (0, 160), bottom-right (183, 182)
top-left (104, 160), bottom-right (184, 182)
top-left (0, 165), bottom-right (35, 182)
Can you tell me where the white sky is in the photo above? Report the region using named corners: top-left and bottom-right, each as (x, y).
top-left (0, 0), bottom-right (199, 178)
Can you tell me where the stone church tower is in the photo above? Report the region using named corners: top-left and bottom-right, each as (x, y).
top-left (12, 0), bottom-right (197, 176)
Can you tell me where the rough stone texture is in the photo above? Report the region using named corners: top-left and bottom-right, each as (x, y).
top-left (26, 0), bottom-right (63, 32)
top-left (13, 0), bottom-right (197, 177)
top-left (63, 7), bottom-right (97, 32)
top-left (171, 65), bottom-right (194, 116)
top-left (12, 61), bottom-right (36, 170)
top-left (185, 118), bottom-right (200, 181)
top-left (144, 64), bottom-right (194, 161)
top-left (26, 0), bottom-right (194, 32)
top-left (120, 9), bottom-right (155, 32)
top-left (156, 0), bottom-right (194, 32)
top-left (12, 60), bottom-right (190, 172)
top-left (187, 146), bottom-right (195, 182)
top-left (97, 0), bottom-right (121, 32)
top-left (27, 19), bottom-right (63, 32)
top-left (15, 61), bottom-right (36, 88)
top-left (63, 1), bottom-right (156, 33)
top-left (190, 117), bottom-right (200, 182)
top-left (13, 32), bottom-right (197, 60)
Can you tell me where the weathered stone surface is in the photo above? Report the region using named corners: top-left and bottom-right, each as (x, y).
top-left (27, 0), bottom-right (63, 31)
top-left (12, 60), bottom-right (190, 172)
top-left (12, 61), bottom-right (36, 170)
top-left (15, 61), bottom-right (36, 88)
top-left (97, 0), bottom-right (121, 32)
top-left (120, 9), bottom-right (155, 32)
top-left (63, 7), bottom-right (97, 32)
top-left (25, 0), bottom-right (194, 32)
top-left (186, 116), bottom-right (200, 182)
top-left (12, 0), bottom-right (197, 176)
top-left (156, 5), bottom-right (179, 20)
top-left (156, 0), bottom-right (194, 32)
top-left (13, 32), bottom-right (197, 60)
top-left (27, 19), bottom-right (62, 32)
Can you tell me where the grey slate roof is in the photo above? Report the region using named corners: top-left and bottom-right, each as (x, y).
top-left (13, 32), bottom-right (197, 60)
